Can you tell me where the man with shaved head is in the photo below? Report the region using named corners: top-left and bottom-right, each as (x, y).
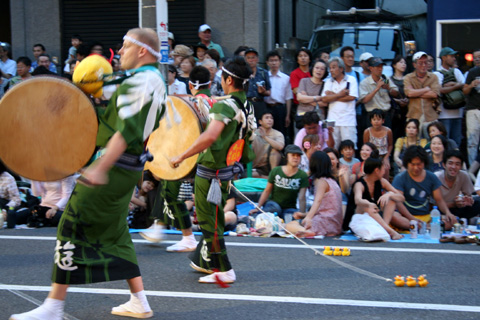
top-left (11, 28), bottom-right (166, 320)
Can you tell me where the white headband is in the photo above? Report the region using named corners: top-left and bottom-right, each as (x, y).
top-left (221, 66), bottom-right (249, 85)
top-left (188, 80), bottom-right (211, 90)
top-left (123, 35), bottom-right (161, 59)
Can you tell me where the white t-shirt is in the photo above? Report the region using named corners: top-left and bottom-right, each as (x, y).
top-left (322, 74), bottom-right (358, 126)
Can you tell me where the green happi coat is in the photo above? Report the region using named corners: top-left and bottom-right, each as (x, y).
top-left (190, 90), bottom-right (256, 272)
top-left (52, 64), bottom-right (166, 284)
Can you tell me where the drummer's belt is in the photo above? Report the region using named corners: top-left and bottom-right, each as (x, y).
top-left (94, 148), bottom-right (154, 171)
top-left (196, 163), bottom-right (244, 182)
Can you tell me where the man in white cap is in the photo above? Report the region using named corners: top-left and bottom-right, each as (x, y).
top-left (198, 24), bottom-right (224, 58)
top-left (404, 51), bottom-right (441, 138)
top-left (359, 52), bottom-right (373, 78)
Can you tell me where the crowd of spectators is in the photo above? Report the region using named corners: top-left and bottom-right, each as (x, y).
top-left (2, 25), bottom-right (480, 242)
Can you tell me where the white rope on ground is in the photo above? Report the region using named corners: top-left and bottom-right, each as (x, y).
top-left (0, 283), bottom-right (81, 320)
top-left (231, 184), bottom-right (392, 283)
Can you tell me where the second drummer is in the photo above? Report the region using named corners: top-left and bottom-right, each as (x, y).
top-left (171, 56), bottom-right (256, 284)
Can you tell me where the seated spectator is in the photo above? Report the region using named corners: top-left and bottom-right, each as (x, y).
top-left (428, 135), bottom-right (449, 173)
top-left (351, 142), bottom-right (379, 182)
top-left (167, 64), bottom-right (187, 95)
top-left (128, 172), bottom-right (159, 229)
top-left (339, 139), bottom-right (360, 173)
top-left (363, 109), bottom-right (393, 178)
top-left (299, 134), bottom-right (321, 175)
top-left (0, 160), bottom-right (21, 210)
top-left (285, 151), bottom-right (343, 237)
top-left (249, 145), bottom-right (308, 220)
top-left (8, 57), bottom-right (32, 88)
top-left (30, 43), bottom-right (57, 73)
top-left (171, 44), bottom-right (194, 72)
top-left (392, 145), bottom-right (457, 230)
top-left (424, 121), bottom-right (458, 152)
top-left (393, 119), bottom-right (427, 173)
top-left (324, 147), bottom-right (350, 196)
top-left (344, 157), bottom-right (404, 240)
top-left (252, 111), bottom-right (285, 178)
top-left (223, 189), bottom-right (239, 232)
top-left (294, 111), bottom-right (333, 151)
top-left (436, 150), bottom-right (480, 223)
top-left (30, 176), bottom-right (76, 227)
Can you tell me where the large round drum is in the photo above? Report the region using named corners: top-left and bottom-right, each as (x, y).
top-left (145, 95), bottom-right (209, 180)
top-left (0, 77), bottom-right (98, 181)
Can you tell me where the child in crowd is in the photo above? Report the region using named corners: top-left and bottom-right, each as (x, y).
top-left (299, 134), bottom-right (321, 175)
top-left (363, 109), bottom-right (393, 179)
top-left (339, 139), bottom-right (359, 173)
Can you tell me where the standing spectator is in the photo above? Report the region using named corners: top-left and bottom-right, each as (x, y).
top-left (359, 52), bottom-right (373, 78)
top-left (290, 48), bottom-right (312, 133)
top-left (392, 145), bottom-right (457, 230)
top-left (264, 50), bottom-right (293, 136)
top-left (252, 111), bottom-right (285, 178)
top-left (390, 55), bottom-right (410, 141)
top-left (464, 49), bottom-right (480, 80)
top-left (167, 64), bottom-right (187, 95)
top-left (340, 46), bottom-right (364, 148)
top-left (463, 50), bottom-right (480, 165)
top-left (245, 47), bottom-right (271, 121)
top-left (404, 52), bottom-right (441, 138)
top-left (201, 58), bottom-right (223, 96)
top-left (0, 42), bottom-right (16, 97)
top-left (249, 144), bottom-right (308, 220)
top-left (359, 57), bottom-right (399, 128)
top-left (434, 47), bottom-right (465, 146)
top-left (437, 150), bottom-right (480, 221)
top-left (171, 44), bottom-right (193, 72)
top-left (197, 24), bottom-right (224, 58)
top-left (322, 57), bottom-right (358, 149)
top-left (426, 54), bottom-right (435, 72)
top-left (194, 43), bottom-right (208, 64)
top-left (363, 109), bottom-right (394, 178)
top-left (8, 57), bottom-right (32, 88)
top-left (294, 111), bottom-right (334, 151)
top-left (30, 43), bottom-right (57, 73)
top-left (296, 59), bottom-right (328, 123)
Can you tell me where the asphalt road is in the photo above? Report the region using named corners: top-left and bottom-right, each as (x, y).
top-left (1, 227), bottom-right (479, 320)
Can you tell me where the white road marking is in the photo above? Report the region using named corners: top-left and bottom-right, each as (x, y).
top-left (1, 235), bottom-right (479, 255)
top-left (2, 284), bottom-right (479, 313)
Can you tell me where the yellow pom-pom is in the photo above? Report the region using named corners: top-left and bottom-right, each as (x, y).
top-left (73, 55), bottom-right (113, 98)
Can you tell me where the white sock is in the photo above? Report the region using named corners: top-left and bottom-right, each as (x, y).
top-left (11, 298), bottom-right (64, 320)
top-left (131, 290), bottom-right (152, 313)
top-left (183, 234), bottom-right (196, 242)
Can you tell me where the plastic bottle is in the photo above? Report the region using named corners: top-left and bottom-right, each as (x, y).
top-left (430, 206), bottom-right (441, 239)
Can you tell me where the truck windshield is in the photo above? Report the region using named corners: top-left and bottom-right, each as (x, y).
top-left (309, 28), bottom-right (401, 64)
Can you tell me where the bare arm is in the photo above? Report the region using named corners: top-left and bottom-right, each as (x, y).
top-left (249, 182), bottom-right (274, 214)
top-left (298, 187), bottom-right (307, 213)
top-left (463, 79), bottom-right (480, 95)
top-left (81, 131), bottom-right (127, 185)
top-left (171, 119), bottom-right (225, 166)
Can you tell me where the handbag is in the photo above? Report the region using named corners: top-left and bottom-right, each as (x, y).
top-left (439, 69), bottom-right (465, 109)
top-left (349, 213), bottom-right (391, 242)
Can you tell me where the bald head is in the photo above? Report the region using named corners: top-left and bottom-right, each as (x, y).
top-left (127, 28), bottom-right (160, 52)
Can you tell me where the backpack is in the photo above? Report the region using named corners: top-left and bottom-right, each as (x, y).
top-left (439, 69), bottom-right (465, 109)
